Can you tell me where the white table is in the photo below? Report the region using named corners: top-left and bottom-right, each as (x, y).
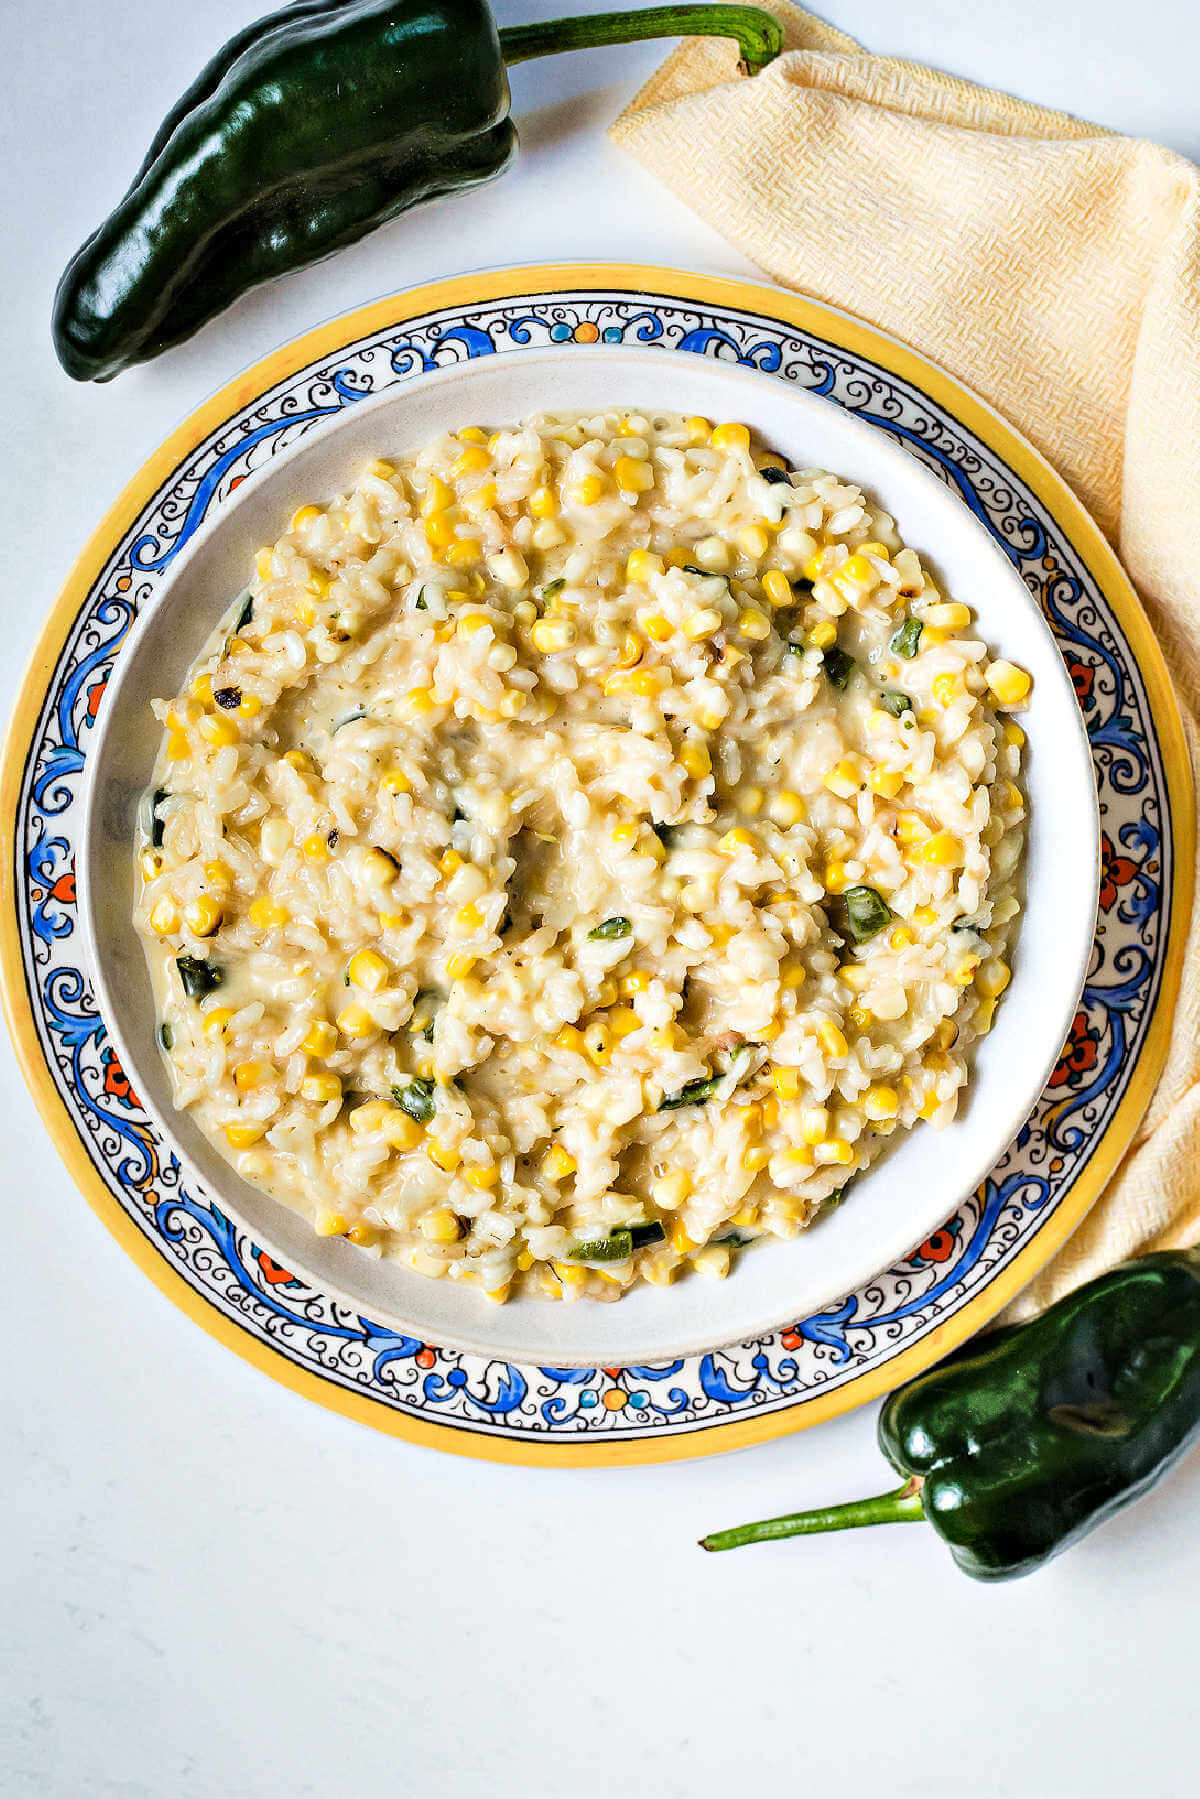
top-left (4, 5), bottom-right (1199, 1794)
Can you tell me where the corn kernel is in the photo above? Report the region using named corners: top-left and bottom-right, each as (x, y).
top-left (848, 1003), bottom-right (873, 1031)
top-left (248, 896), bottom-right (288, 930)
top-left (868, 767), bottom-right (905, 799)
top-left (191, 673), bottom-right (214, 706)
top-left (641, 612), bottom-right (673, 643)
top-left (336, 1002), bottom-right (374, 1039)
top-left (149, 897), bottom-right (179, 936)
top-left (437, 849), bottom-right (464, 877)
top-left (544, 1144), bottom-right (577, 1179)
top-left (184, 894), bottom-right (222, 938)
top-left (692, 1244), bottom-right (731, 1280)
top-left (682, 607), bottom-right (723, 641)
top-left (823, 861), bottom-right (849, 895)
top-left (427, 1138), bottom-right (462, 1174)
top-left (346, 949), bottom-right (388, 993)
top-left (815, 1139), bottom-right (855, 1166)
top-left (889, 926), bottom-right (916, 950)
top-left (768, 790), bottom-right (805, 827)
top-left (772, 1066), bottom-right (801, 1100)
top-left (817, 1021), bottom-right (848, 1059)
top-left (985, 660), bottom-right (1032, 708)
top-left (573, 474), bottom-right (607, 505)
top-left (823, 758), bottom-right (860, 800)
top-left (614, 455), bottom-right (654, 495)
top-left (953, 954), bottom-right (982, 986)
top-left (529, 485), bottom-right (558, 519)
top-left (553, 1026), bottom-right (585, 1056)
top-left (421, 475), bottom-right (453, 516)
top-left (203, 1007), bottom-right (236, 1037)
top-left (742, 1147), bottom-right (771, 1173)
top-left (361, 848), bottom-right (400, 888)
top-left (424, 511), bottom-right (456, 549)
top-left (238, 693), bottom-right (263, 718)
top-left (301, 833), bottom-right (330, 863)
top-left (445, 537), bottom-right (482, 567)
top-left (711, 422), bottom-right (751, 453)
top-left (806, 619), bottom-right (838, 651)
top-left (611, 821), bottom-right (639, 847)
top-left (896, 813), bottom-right (929, 845)
top-left (225, 1122), bottom-right (267, 1150)
top-left (230, 1061), bottom-right (266, 1092)
top-left (737, 607), bottom-right (771, 640)
top-left (420, 1206), bottom-right (462, 1243)
top-left (864, 1085), bottom-right (900, 1121)
top-left (608, 1006), bottom-right (642, 1040)
top-left (464, 1162), bottom-right (501, 1191)
top-left (685, 416), bottom-right (712, 445)
top-left (651, 1171), bottom-right (692, 1211)
top-left (977, 959), bottom-right (1011, 999)
top-left (774, 1146), bottom-right (814, 1179)
top-left (452, 446), bottom-right (492, 478)
top-left (974, 997), bottom-right (998, 1034)
top-left (920, 832), bottom-right (965, 867)
top-left (761, 569), bottom-right (793, 611)
top-left (488, 547), bottom-right (528, 590)
top-left (922, 601), bottom-right (971, 630)
top-left (1005, 722), bottom-right (1026, 748)
top-left (933, 672), bottom-right (962, 709)
top-left (198, 713), bottom-right (239, 748)
top-left (446, 952), bottom-right (477, 980)
top-left (740, 786), bottom-right (764, 815)
top-left (531, 618), bottom-right (576, 653)
top-left (738, 525), bottom-right (770, 560)
top-left (803, 550), bottom-right (829, 583)
top-left (780, 964), bottom-right (807, 989)
top-left (297, 1019), bottom-right (336, 1057)
top-left (670, 1219), bottom-right (699, 1254)
top-left (719, 827), bottom-right (757, 854)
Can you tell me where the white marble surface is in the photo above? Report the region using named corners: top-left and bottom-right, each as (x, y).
top-left (4, 4), bottom-right (1200, 1794)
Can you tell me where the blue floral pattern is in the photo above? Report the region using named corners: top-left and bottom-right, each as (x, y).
top-left (9, 285), bottom-right (1175, 1446)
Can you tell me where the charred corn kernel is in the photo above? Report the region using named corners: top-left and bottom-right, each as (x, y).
top-left (437, 849), bottom-right (463, 877)
top-left (302, 833), bottom-right (332, 863)
top-left (737, 607), bottom-right (771, 640)
top-left (682, 607), bottom-right (723, 641)
top-left (953, 954), bottom-right (982, 987)
top-left (149, 897), bottom-right (179, 935)
top-left (868, 767), bottom-right (905, 799)
top-left (933, 672), bottom-right (962, 709)
top-left (225, 1122), bottom-right (267, 1150)
top-left (762, 569), bottom-right (793, 610)
top-left (864, 1085), bottom-right (900, 1122)
top-left (807, 619), bottom-right (839, 650)
top-left (823, 861), bottom-right (848, 894)
top-left (422, 475), bottom-right (453, 515)
top-left (445, 537), bottom-right (482, 566)
top-left (452, 446), bottom-right (491, 478)
top-left (184, 894), bottom-right (222, 938)
top-left (607, 1007), bottom-right (641, 1040)
top-left (531, 618), bottom-right (576, 653)
top-left (489, 547), bottom-right (528, 590)
top-left (203, 1007), bottom-right (235, 1037)
top-left (889, 926), bottom-right (916, 951)
top-left (336, 1002), bottom-right (374, 1039)
top-left (361, 848), bottom-right (400, 889)
top-left (455, 901), bottom-right (485, 932)
top-left (651, 1171), bottom-right (692, 1211)
top-left (685, 415), bottom-right (712, 445)
top-left (986, 660), bottom-right (1032, 707)
top-left (712, 422), bottom-right (751, 453)
top-left (921, 832), bottom-right (964, 867)
top-left (768, 790), bottom-right (805, 827)
top-left (815, 1139), bottom-right (855, 1166)
top-left (301, 1020), bottom-right (337, 1056)
top-left (740, 786), bottom-right (764, 816)
top-left (573, 474), bottom-right (606, 505)
top-left (424, 512), bottom-right (456, 549)
top-left (641, 612), bottom-right (673, 643)
top-left (897, 813), bottom-right (929, 845)
top-left (233, 1061), bottom-right (267, 1092)
top-left (817, 1021), bottom-right (848, 1059)
top-left (301, 1072), bottom-right (343, 1105)
top-left (348, 949), bottom-right (389, 992)
top-left (544, 1144), bottom-right (577, 1179)
top-left (977, 959), bottom-right (1011, 999)
top-left (738, 525), bottom-right (770, 559)
top-left (719, 827), bottom-right (757, 854)
top-left (849, 1003), bottom-right (873, 1031)
top-left (420, 1206), bottom-right (462, 1242)
top-left (823, 759), bottom-right (860, 800)
top-left (465, 1162), bottom-right (501, 1191)
top-left (614, 455), bottom-right (654, 495)
top-left (529, 485), bottom-right (558, 519)
top-left (680, 739), bottom-right (711, 779)
top-left (1005, 721), bottom-right (1026, 748)
top-left (772, 1066), bottom-right (801, 1100)
top-left (198, 713), bottom-right (239, 748)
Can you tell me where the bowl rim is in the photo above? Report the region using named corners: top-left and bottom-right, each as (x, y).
top-left (77, 338), bottom-right (1101, 1366)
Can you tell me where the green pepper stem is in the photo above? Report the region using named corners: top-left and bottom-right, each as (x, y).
top-left (700, 1477), bottom-right (926, 1551)
top-left (499, 5), bottom-right (784, 75)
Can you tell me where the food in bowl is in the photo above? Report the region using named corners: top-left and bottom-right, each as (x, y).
top-left (134, 410), bottom-right (1030, 1303)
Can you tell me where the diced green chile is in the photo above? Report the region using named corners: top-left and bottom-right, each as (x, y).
top-left (844, 885), bottom-right (892, 943)
top-left (233, 592), bottom-right (253, 632)
top-left (175, 954), bottom-right (224, 1000)
top-left (758, 466), bottom-right (792, 486)
top-left (821, 647), bottom-right (856, 690)
top-left (879, 689), bottom-right (912, 716)
top-left (891, 618), bottom-right (923, 659)
top-left (150, 786), bottom-right (168, 847)
top-left (569, 1220), bottom-right (665, 1262)
top-left (628, 1221), bottom-right (666, 1249)
top-left (331, 708), bottom-right (367, 733)
top-left (158, 1022), bottom-right (173, 1050)
top-left (652, 822), bottom-right (682, 848)
top-left (540, 578), bottom-right (566, 600)
top-left (393, 1076), bottom-right (435, 1125)
top-left (414, 587), bottom-right (429, 611)
top-left (587, 916), bottom-right (632, 941)
top-left (659, 1073), bottom-right (722, 1111)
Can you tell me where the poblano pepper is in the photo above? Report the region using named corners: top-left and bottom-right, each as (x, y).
top-left (52, 1), bottom-right (783, 381)
top-left (701, 1249), bottom-right (1200, 1580)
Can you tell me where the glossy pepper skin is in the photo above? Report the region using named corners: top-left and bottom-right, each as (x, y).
top-left (52, 2), bottom-right (783, 381)
top-left (702, 1249), bottom-right (1200, 1580)
top-left (53, 0), bottom-right (515, 381)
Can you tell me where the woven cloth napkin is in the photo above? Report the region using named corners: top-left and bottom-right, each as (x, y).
top-left (610, 1), bottom-right (1200, 1316)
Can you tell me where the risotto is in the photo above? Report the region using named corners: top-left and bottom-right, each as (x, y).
top-left (135, 410), bottom-right (1030, 1304)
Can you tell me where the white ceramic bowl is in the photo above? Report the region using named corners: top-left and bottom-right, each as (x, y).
top-left (81, 346), bottom-right (1099, 1366)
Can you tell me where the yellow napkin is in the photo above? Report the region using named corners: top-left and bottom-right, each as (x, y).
top-left (611, 2), bottom-right (1200, 1316)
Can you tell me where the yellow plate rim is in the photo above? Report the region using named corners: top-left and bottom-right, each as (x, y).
top-left (2, 261), bottom-right (1192, 1467)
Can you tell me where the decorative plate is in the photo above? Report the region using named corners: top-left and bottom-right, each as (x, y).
top-left (3, 265), bottom-right (1190, 1466)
